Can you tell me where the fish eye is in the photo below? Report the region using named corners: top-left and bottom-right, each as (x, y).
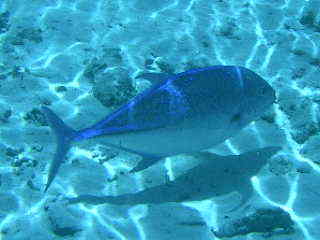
top-left (231, 113), bottom-right (241, 123)
top-left (259, 86), bottom-right (269, 96)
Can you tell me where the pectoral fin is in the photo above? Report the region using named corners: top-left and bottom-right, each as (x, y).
top-left (104, 142), bottom-right (164, 172)
top-left (130, 155), bottom-right (163, 173)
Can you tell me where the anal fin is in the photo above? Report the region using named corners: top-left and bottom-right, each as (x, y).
top-left (104, 143), bottom-right (164, 173)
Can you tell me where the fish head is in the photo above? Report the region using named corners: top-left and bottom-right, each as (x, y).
top-left (238, 146), bottom-right (281, 174)
top-left (232, 67), bottom-right (275, 125)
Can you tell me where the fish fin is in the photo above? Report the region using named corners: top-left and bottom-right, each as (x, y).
top-left (42, 106), bottom-right (77, 192)
top-left (105, 143), bottom-right (163, 173)
top-left (130, 154), bottom-right (163, 173)
top-left (218, 183), bottom-right (253, 213)
top-left (190, 151), bottom-right (222, 161)
top-left (67, 194), bottom-right (132, 205)
top-left (136, 72), bottom-right (172, 84)
top-left (230, 182), bottom-right (254, 212)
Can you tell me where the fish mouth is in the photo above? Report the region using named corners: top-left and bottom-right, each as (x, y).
top-left (259, 99), bottom-right (275, 117)
top-left (263, 96), bottom-right (276, 109)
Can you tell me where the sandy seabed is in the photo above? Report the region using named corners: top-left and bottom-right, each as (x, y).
top-left (0, 0), bottom-right (320, 239)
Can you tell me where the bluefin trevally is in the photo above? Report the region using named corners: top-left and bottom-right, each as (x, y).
top-left (42, 65), bottom-right (275, 192)
top-left (66, 147), bottom-right (281, 208)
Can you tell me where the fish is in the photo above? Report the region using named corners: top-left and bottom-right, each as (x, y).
top-left (42, 65), bottom-right (275, 192)
top-left (66, 147), bottom-right (281, 207)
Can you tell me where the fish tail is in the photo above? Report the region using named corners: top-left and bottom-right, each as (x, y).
top-left (42, 106), bottom-right (77, 192)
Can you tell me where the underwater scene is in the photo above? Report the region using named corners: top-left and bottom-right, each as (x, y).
top-left (0, 0), bottom-right (320, 239)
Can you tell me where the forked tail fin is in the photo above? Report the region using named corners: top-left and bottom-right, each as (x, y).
top-left (42, 107), bottom-right (77, 192)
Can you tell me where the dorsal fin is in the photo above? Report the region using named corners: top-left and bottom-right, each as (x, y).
top-left (136, 72), bottom-right (173, 85)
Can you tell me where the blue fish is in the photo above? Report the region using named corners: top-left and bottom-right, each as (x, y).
top-left (42, 66), bottom-right (275, 192)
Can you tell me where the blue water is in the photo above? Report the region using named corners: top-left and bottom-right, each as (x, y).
top-left (0, 0), bottom-right (319, 239)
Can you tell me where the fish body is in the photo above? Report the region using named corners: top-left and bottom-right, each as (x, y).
top-left (42, 66), bottom-right (275, 191)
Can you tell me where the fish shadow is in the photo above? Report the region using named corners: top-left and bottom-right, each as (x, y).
top-left (66, 147), bottom-right (281, 211)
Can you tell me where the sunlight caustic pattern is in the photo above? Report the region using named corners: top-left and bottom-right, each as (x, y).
top-left (0, 0), bottom-right (319, 239)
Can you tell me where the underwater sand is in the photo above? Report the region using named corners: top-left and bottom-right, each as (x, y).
top-left (0, 0), bottom-right (320, 239)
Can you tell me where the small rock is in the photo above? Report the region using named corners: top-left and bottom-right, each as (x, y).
top-left (46, 202), bottom-right (82, 237)
top-left (268, 154), bottom-right (293, 176)
top-left (92, 68), bottom-right (137, 108)
top-left (0, 11), bottom-right (10, 34)
top-left (212, 207), bottom-right (294, 238)
top-left (23, 108), bottom-right (47, 126)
